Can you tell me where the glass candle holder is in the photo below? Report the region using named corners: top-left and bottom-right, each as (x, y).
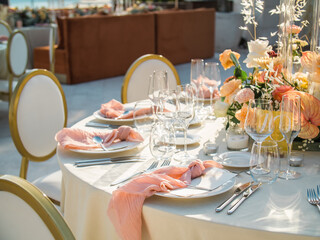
top-left (226, 125), bottom-right (249, 151)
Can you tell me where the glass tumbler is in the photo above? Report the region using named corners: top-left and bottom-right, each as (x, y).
top-left (250, 140), bottom-right (280, 184)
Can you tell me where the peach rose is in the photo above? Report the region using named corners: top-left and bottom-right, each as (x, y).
top-left (235, 88), bottom-right (254, 104)
top-left (286, 24), bottom-right (302, 34)
top-left (220, 79), bottom-right (242, 104)
top-left (235, 103), bottom-right (248, 129)
top-left (219, 49), bottom-right (240, 70)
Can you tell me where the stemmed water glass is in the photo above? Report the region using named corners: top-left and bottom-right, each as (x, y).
top-left (279, 94), bottom-right (301, 180)
top-left (174, 84), bottom-right (197, 162)
top-left (148, 70), bottom-right (168, 105)
top-left (244, 99), bottom-right (274, 176)
top-left (204, 62), bottom-right (221, 119)
top-left (149, 121), bottom-right (176, 163)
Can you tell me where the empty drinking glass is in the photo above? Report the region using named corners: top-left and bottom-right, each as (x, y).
top-left (250, 140), bottom-right (280, 184)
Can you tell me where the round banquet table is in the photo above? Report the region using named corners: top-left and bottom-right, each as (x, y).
top-left (57, 113), bottom-right (320, 240)
top-left (0, 43), bottom-right (8, 79)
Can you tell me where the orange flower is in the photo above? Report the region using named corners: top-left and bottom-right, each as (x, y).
top-left (220, 79), bottom-right (242, 104)
top-left (235, 103), bottom-right (248, 129)
top-left (219, 49), bottom-right (240, 70)
top-left (272, 85), bottom-right (294, 102)
top-left (301, 51), bottom-right (320, 73)
top-left (257, 63), bottom-right (283, 84)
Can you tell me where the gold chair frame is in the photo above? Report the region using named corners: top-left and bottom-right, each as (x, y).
top-left (2, 29), bottom-right (29, 103)
top-left (0, 19), bottom-right (12, 37)
top-left (0, 174), bottom-right (75, 240)
top-left (9, 69), bottom-right (68, 179)
top-left (121, 54), bottom-right (181, 103)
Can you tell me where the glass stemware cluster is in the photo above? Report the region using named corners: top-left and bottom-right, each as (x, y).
top-left (245, 95), bottom-right (302, 183)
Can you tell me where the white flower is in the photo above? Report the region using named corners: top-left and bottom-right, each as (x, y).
top-left (244, 39), bottom-right (272, 68)
top-left (213, 101), bottom-right (229, 118)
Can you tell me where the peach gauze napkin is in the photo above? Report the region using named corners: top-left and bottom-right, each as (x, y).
top-left (99, 99), bottom-right (153, 119)
top-left (55, 126), bottom-right (144, 150)
top-left (107, 160), bottom-right (222, 240)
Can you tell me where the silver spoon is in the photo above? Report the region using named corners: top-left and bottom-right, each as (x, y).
top-left (93, 136), bottom-right (108, 151)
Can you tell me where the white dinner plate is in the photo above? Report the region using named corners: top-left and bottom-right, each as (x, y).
top-left (174, 133), bottom-right (201, 145)
top-left (93, 110), bottom-right (149, 125)
top-left (219, 152), bottom-right (252, 168)
top-left (68, 141), bottom-right (142, 154)
top-left (155, 171), bottom-right (235, 199)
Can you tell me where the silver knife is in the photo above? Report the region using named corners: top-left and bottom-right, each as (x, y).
top-left (215, 181), bottom-right (254, 212)
top-left (227, 183), bottom-right (261, 215)
top-left (74, 156), bottom-right (144, 165)
top-left (75, 159), bottom-right (143, 167)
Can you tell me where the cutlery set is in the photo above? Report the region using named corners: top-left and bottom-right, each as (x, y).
top-left (216, 181), bottom-right (261, 214)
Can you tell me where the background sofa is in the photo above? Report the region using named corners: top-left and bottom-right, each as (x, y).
top-left (33, 8), bottom-right (215, 84)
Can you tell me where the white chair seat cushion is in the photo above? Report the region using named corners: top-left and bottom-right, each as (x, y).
top-left (32, 170), bottom-right (62, 203)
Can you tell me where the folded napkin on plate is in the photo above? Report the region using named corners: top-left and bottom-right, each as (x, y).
top-left (100, 99), bottom-right (153, 119)
top-left (55, 126), bottom-right (144, 150)
top-left (107, 160), bottom-right (223, 240)
top-left (192, 77), bottom-right (220, 99)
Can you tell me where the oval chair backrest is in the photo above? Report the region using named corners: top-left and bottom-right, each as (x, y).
top-left (7, 30), bottom-right (28, 77)
top-left (0, 20), bottom-right (11, 37)
top-left (9, 69), bottom-right (67, 161)
top-left (0, 175), bottom-right (75, 240)
top-left (121, 54), bottom-right (181, 103)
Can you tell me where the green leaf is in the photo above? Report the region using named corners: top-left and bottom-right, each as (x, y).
top-left (230, 53), bottom-right (240, 68)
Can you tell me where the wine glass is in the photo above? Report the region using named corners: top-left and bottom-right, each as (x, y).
top-left (278, 94), bottom-right (301, 180)
top-left (174, 84), bottom-right (197, 163)
top-left (133, 99), bottom-right (155, 137)
top-left (149, 121), bottom-right (176, 163)
top-left (155, 89), bottom-right (178, 125)
top-left (190, 59), bottom-right (205, 122)
top-left (204, 62), bottom-right (221, 119)
top-left (148, 70), bottom-right (168, 105)
top-left (244, 99), bottom-right (274, 175)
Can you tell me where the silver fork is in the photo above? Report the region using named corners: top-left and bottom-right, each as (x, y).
top-left (161, 159), bottom-right (171, 167)
top-left (307, 188), bottom-right (320, 212)
top-left (110, 160), bottom-right (158, 186)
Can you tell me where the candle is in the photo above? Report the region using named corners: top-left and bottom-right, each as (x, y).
top-left (289, 152), bottom-right (304, 167)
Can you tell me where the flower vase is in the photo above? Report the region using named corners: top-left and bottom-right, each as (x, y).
top-left (267, 111), bottom-right (287, 157)
top-left (226, 124), bottom-right (249, 152)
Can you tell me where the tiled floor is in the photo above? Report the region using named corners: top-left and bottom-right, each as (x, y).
top-left (0, 51), bottom-right (247, 182)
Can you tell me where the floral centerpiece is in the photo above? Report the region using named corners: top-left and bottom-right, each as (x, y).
top-left (215, 0), bottom-right (320, 151)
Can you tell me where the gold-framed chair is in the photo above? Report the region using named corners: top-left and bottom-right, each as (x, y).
top-left (0, 174), bottom-right (75, 240)
top-left (121, 54), bottom-right (181, 103)
top-left (0, 29), bottom-right (28, 103)
top-left (0, 19), bottom-right (12, 38)
top-left (9, 69), bottom-right (67, 206)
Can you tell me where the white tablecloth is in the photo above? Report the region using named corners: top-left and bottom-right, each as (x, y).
top-left (0, 43), bottom-right (8, 79)
top-left (57, 115), bottom-right (320, 240)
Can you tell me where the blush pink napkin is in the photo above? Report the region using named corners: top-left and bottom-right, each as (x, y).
top-left (55, 126), bottom-right (144, 150)
top-left (107, 160), bottom-right (222, 240)
top-left (100, 99), bottom-right (153, 119)
top-left (192, 77), bottom-right (220, 99)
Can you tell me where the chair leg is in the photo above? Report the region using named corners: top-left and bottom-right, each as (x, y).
top-left (19, 157), bottom-right (29, 179)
